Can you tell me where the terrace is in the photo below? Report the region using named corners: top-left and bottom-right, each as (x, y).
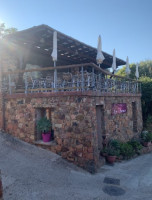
top-left (0, 24), bottom-right (141, 95)
top-left (2, 62), bottom-right (140, 95)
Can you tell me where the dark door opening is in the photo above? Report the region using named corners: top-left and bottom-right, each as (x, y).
top-left (132, 102), bottom-right (137, 132)
top-left (96, 105), bottom-right (105, 150)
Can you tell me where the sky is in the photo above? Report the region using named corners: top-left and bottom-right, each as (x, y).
top-left (0, 0), bottom-right (152, 66)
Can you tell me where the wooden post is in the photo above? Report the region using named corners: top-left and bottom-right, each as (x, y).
top-left (53, 61), bottom-right (58, 91)
top-left (81, 66), bottom-right (84, 91)
top-left (137, 82), bottom-right (139, 93)
top-left (72, 76), bottom-right (75, 91)
top-left (105, 75), bottom-right (108, 92)
top-left (76, 79), bottom-right (79, 91)
top-left (114, 79), bottom-right (117, 93)
top-left (24, 72), bottom-right (28, 94)
top-left (92, 67), bottom-right (95, 88)
top-left (0, 170), bottom-right (3, 200)
top-left (139, 82), bottom-right (141, 93)
top-left (98, 73), bottom-right (101, 90)
top-left (8, 74), bottom-right (12, 95)
top-left (18, 52), bottom-right (24, 69)
top-left (77, 71), bottom-right (79, 91)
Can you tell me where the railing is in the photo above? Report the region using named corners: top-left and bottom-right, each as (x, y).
top-left (1, 63), bottom-right (141, 95)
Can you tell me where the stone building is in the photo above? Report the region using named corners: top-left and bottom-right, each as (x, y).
top-left (0, 25), bottom-right (142, 172)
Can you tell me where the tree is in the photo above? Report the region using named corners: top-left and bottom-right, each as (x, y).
top-left (117, 60), bottom-right (152, 79)
top-left (0, 23), bottom-right (17, 38)
top-left (117, 60), bottom-right (152, 126)
top-left (140, 76), bottom-right (152, 125)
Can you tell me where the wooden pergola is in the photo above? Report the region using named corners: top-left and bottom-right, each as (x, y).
top-left (5, 24), bottom-right (126, 69)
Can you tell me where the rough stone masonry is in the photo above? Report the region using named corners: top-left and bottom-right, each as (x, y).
top-left (0, 90), bottom-right (143, 172)
top-left (0, 52), bottom-right (143, 172)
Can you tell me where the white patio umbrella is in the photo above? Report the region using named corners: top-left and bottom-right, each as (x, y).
top-left (125, 56), bottom-right (130, 75)
top-left (51, 31), bottom-right (57, 63)
top-left (96, 35), bottom-right (105, 66)
top-left (51, 31), bottom-right (57, 89)
top-left (135, 63), bottom-right (139, 79)
top-left (112, 48), bottom-right (116, 73)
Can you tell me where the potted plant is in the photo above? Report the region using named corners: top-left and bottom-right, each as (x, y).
top-left (37, 117), bottom-right (52, 142)
top-left (100, 147), bottom-right (108, 157)
top-left (141, 131), bottom-right (152, 147)
top-left (143, 134), bottom-right (152, 147)
top-left (106, 147), bottom-right (120, 164)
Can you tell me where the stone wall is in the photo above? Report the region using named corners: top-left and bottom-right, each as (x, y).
top-left (103, 96), bottom-right (143, 141)
top-left (0, 92), bottom-right (143, 172)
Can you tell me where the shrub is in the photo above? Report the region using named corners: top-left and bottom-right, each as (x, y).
top-left (127, 139), bottom-right (142, 154)
top-left (105, 138), bottom-right (146, 160)
top-left (107, 147), bottom-right (120, 157)
top-left (146, 115), bottom-right (152, 126)
top-left (101, 147), bottom-right (107, 153)
top-left (100, 147), bottom-right (108, 156)
top-left (108, 139), bottom-right (121, 150)
top-left (146, 132), bottom-right (152, 142)
top-left (141, 130), bottom-right (148, 140)
top-left (141, 131), bottom-right (152, 142)
top-left (120, 143), bottom-right (135, 159)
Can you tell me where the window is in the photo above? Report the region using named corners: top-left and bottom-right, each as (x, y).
top-left (35, 108), bottom-right (52, 141)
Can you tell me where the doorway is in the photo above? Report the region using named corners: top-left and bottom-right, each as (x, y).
top-left (96, 105), bottom-right (105, 150)
top-left (132, 102), bottom-right (137, 132)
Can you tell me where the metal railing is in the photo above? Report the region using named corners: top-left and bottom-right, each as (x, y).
top-left (1, 63), bottom-right (141, 95)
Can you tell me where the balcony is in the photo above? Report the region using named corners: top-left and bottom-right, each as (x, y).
top-left (2, 63), bottom-right (141, 95)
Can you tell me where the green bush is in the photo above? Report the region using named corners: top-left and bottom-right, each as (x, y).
top-left (120, 143), bottom-right (135, 159)
top-left (140, 77), bottom-right (152, 125)
top-left (100, 147), bottom-right (108, 155)
top-left (141, 130), bottom-right (148, 139)
top-left (108, 139), bottom-right (121, 149)
top-left (107, 147), bottom-right (120, 157)
top-left (127, 140), bottom-right (142, 154)
top-left (116, 61), bottom-right (152, 125)
top-left (141, 131), bottom-right (152, 142)
top-left (146, 115), bottom-right (152, 125)
top-left (146, 132), bottom-right (152, 142)
top-left (104, 138), bottom-right (145, 160)
top-left (145, 115), bottom-right (152, 130)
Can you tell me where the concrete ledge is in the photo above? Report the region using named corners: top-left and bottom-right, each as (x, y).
top-left (2, 91), bottom-right (142, 99)
top-left (33, 140), bottom-right (56, 146)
